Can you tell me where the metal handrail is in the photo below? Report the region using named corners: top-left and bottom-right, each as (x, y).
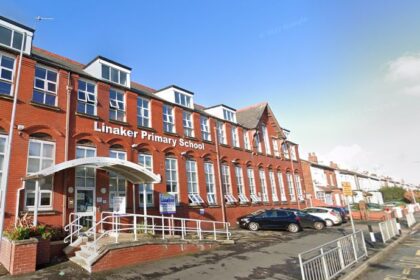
top-left (64, 213), bottom-right (84, 244)
top-left (82, 212), bottom-right (231, 253)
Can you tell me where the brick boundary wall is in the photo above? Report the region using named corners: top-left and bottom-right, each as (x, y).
top-left (91, 242), bottom-right (217, 273)
top-left (0, 238), bottom-right (38, 275)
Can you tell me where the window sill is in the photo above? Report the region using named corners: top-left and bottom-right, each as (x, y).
top-left (207, 204), bottom-right (220, 208)
top-left (137, 126), bottom-right (156, 132)
top-left (20, 210), bottom-right (58, 216)
top-left (109, 119), bottom-right (130, 126)
top-left (251, 202), bottom-right (262, 205)
top-left (0, 94), bottom-right (14, 102)
top-left (244, 149), bottom-right (253, 153)
top-left (76, 112), bottom-right (100, 121)
top-left (239, 203), bottom-right (250, 207)
top-left (220, 143), bottom-right (230, 148)
top-left (163, 131), bottom-right (180, 137)
top-left (30, 101), bottom-right (61, 112)
top-left (233, 146), bottom-right (242, 151)
top-left (225, 203), bottom-right (237, 207)
top-left (188, 204), bottom-right (204, 209)
top-left (202, 139), bottom-right (213, 145)
top-left (184, 136), bottom-right (198, 141)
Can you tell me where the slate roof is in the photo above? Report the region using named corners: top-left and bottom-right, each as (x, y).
top-left (236, 102), bottom-right (268, 129)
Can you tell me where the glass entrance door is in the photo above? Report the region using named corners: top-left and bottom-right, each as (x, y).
top-left (75, 188), bottom-right (95, 228)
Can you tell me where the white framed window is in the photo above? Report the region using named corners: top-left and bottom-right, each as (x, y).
top-left (259, 168), bottom-right (269, 202)
top-left (216, 121), bottom-right (226, 145)
top-left (261, 125), bottom-right (271, 155)
top-left (25, 139), bottom-right (55, 210)
top-left (204, 162), bottom-right (217, 205)
top-left (33, 65), bottom-right (58, 106)
top-left (0, 135), bottom-right (7, 187)
top-left (248, 167), bottom-right (261, 203)
top-left (231, 126), bottom-right (239, 147)
top-left (138, 153), bottom-right (154, 207)
top-left (286, 172), bottom-right (296, 202)
top-left (243, 130), bottom-right (251, 150)
top-left (183, 111), bottom-right (194, 137)
top-left (75, 145), bottom-right (96, 188)
top-left (272, 139), bottom-right (280, 157)
top-left (101, 63), bottom-right (128, 86)
top-left (109, 149), bottom-right (127, 207)
top-left (254, 132), bottom-right (262, 153)
top-left (165, 157), bottom-right (178, 201)
top-left (0, 25), bottom-right (24, 51)
top-left (175, 91), bottom-right (192, 108)
top-left (137, 97), bottom-right (150, 127)
top-left (109, 89), bottom-right (125, 122)
top-left (0, 53), bottom-right (15, 96)
top-left (269, 171), bottom-right (279, 202)
top-left (200, 116), bottom-right (211, 141)
top-left (277, 172), bottom-right (287, 202)
top-left (77, 79), bottom-right (96, 116)
top-left (223, 109), bottom-right (236, 122)
top-left (290, 145), bottom-right (297, 160)
top-left (186, 160), bottom-right (203, 204)
top-left (295, 174), bottom-right (304, 200)
top-left (221, 164), bottom-right (236, 203)
top-left (316, 191), bottom-right (326, 202)
top-left (282, 143), bottom-right (290, 159)
top-left (163, 105), bottom-right (175, 133)
top-left (234, 166), bottom-right (247, 203)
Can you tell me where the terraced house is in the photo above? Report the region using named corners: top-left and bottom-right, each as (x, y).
top-left (0, 15), bottom-right (308, 237)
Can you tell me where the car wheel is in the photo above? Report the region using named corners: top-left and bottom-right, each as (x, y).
top-left (325, 219), bottom-right (333, 227)
top-left (288, 223), bottom-right (300, 233)
top-left (314, 222), bottom-right (325, 230)
top-left (248, 222), bottom-right (259, 231)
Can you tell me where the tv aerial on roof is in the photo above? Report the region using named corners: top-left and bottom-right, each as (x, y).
top-left (35, 16), bottom-right (54, 21)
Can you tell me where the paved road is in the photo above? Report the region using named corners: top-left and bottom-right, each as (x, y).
top-left (1, 222), bottom-right (374, 280)
top-left (356, 228), bottom-right (420, 280)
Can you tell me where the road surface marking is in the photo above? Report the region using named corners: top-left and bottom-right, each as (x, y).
top-left (402, 267), bottom-right (411, 275)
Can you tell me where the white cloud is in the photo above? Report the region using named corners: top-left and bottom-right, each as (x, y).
top-left (320, 144), bottom-right (371, 171)
top-left (386, 53), bottom-right (420, 96)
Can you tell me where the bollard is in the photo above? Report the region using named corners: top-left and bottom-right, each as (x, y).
top-left (396, 218), bottom-right (402, 235)
top-left (368, 224), bottom-right (376, 242)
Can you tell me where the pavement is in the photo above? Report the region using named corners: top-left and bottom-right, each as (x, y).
top-left (0, 220), bottom-right (381, 280)
top-left (355, 227), bottom-right (420, 280)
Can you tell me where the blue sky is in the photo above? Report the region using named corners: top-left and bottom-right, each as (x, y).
top-left (2, 1), bottom-right (420, 183)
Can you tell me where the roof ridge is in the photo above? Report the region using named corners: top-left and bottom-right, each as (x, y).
top-left (237, 101), bottom-right (268, 112)
top-left (130, 81), bottom-right (156, 93)
top-left (32, 46), bottom-right (85, 68)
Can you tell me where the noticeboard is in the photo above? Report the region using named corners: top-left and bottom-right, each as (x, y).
top-left (112, 196), bottom-right (126, 214)
top-left (159, 193), bottom-right (176, 215)
top-left (342, 182), bottom-right (353, 197)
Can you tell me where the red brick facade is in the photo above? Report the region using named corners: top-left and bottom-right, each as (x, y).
top-left (0, 44), bottom-right (307, 229)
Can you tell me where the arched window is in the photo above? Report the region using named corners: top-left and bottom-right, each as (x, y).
top-left (109, 145), bottom-right (126, 208)
top-left (165, 154), bottom-right (178, 202)
top-left (221, 163), bottom-right (236, 204)
top-left (277, 170), bottom-right (287, 202)
top-left (258, 168), bottom-right (269, 202)
top-left (203, 159), bottom-right (217, 205)
top-left (247, 167), bottom-right (259, 203)
top-left (186, 159), bottom-right (203, 205)
top-left (268, 169), bottom-right (279, 202)
top-left (286, 172), bottom-right (296, 202)
top-left (234, 165), bottom-right (248, 203)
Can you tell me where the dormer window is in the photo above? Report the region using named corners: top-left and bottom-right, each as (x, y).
top-left (101, 64), bottom-right (128, 86)
top-left (175, 91), bottom-right (191, 108)
top-left (0, 26), bottom-right (24, 51)
top-left (223, 109), bottom-right (236, 122)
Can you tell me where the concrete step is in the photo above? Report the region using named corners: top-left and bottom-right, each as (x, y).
top-left (69, 256), bottom-right (91, 273)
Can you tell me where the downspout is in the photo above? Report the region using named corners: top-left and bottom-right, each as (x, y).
top-left (287, 141), bottom-right (301, 209)
top-left (0, 32), bottom-right (28, 237)
top-left (214, 127), bottom-right (226, 224)
top-left (63, 71), bottom-right (72, 227)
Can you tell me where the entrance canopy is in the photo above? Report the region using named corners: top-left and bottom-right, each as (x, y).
top-left (23, 157), bottom-right (161, 184)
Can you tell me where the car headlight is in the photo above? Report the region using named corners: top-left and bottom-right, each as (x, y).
top-left (241, 218), bottom-right (250, 223)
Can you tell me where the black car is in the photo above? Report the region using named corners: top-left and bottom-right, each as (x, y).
top-left (237, 209), bottom-right (303, 233)
top-left (325, 206), bottom-right (349, 222)
top-left (284, 208), bottom-right (326, 230)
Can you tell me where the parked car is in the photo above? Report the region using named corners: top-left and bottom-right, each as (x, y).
top-left (325, 206), bottom-right (349, 223)
top-left (284, 208), bottom-right (326, 230)
top-left (237, 209), bottom-right (302, 233)
top-left (302, 207), bottom-right (342, 227)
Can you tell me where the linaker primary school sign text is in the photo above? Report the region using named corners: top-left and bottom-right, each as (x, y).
top-left (94, 121), bottom-right (206, 150)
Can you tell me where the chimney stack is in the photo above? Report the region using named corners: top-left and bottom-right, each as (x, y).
top-left (330, 161), bottom-right (339, 169)
top-left (308, 152), bottom-right (318, 163)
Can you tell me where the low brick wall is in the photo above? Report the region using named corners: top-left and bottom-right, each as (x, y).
top-left (91, 242), bottom-right (217, 273)
top-left (50, 240), bottom-right (66, 260)
top-left (36, 239), bottom-right (50, 265)
top-left (351, 211), bottom-right (387, 221)
top-left (0, 237), bottom-right (38, 275)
